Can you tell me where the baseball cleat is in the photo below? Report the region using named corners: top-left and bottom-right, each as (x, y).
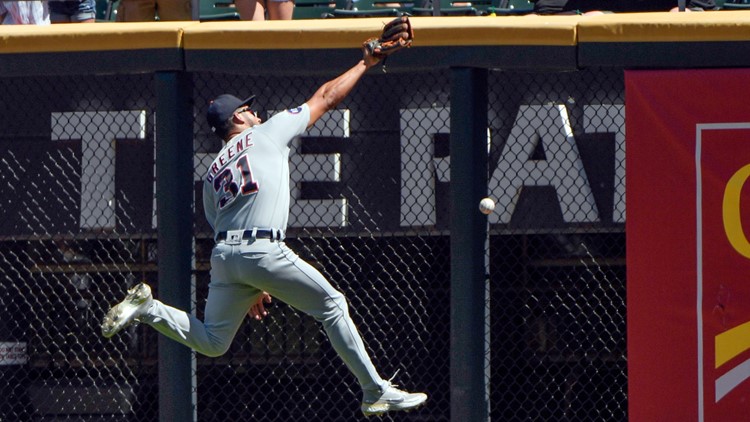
top-left (101, 282), bottom-right (153, 338)
top-left (361, 381), bottom-right (428, 417)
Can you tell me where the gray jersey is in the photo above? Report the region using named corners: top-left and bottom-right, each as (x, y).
top-left (203, 104), bottom-right (310, 234)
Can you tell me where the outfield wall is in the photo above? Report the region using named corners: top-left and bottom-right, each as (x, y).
top-left (0, 13), bottom-right (748, 422)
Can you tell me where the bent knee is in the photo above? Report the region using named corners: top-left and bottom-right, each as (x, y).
top-left (316, 291), bottom-right (350, 321)
top-left (198, 338), bottom-right (233, 358)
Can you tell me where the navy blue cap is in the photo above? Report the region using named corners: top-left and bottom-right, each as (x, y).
top-left (207, 94), bottom-right (256, 134)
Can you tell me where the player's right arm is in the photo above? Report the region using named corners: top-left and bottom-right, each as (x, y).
top-left (247, 292), bottom-right (272, 320)
top-left (305, 47), bottom-right (380, 128)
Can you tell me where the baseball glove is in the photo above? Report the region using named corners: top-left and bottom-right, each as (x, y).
top-left (363, 16), bottom-right (414, 59)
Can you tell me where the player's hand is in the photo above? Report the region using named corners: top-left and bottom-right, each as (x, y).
top-left (362, 45), bottom-right (381, 69)
top-left (248, 292), bottom-right (272, 320)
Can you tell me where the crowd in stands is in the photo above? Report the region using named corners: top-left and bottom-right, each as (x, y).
top-left (0, 0), bottom-right (732, 25)
top-left (533, 0), bottom-right (718, 14)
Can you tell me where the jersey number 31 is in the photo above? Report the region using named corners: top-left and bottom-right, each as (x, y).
top-left (213, 155), bottom-right (259, 209)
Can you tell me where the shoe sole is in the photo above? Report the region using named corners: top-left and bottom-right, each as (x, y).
top-left (101, 283), bottom-right (151, 338)
top-left (362, 395), bottom-right (428, 417)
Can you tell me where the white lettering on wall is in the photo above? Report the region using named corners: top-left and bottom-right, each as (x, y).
top-left (52, 111), bottom-right (147, 230)
top-left (289, 109), bottom-right (349, 228)
top-left (399, 104), bottom-right (614, 227)
top-left (192, 103), bottom-right (624, 230)
top-left (490, 104), bottom-right (599, 224)
top-left (583, 104), bottom-right (626, 223)
top-left (400, 107), bottom-right (448, 227)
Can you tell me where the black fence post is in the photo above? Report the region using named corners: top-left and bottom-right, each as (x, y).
top-left (155, 71), bottom-right (195, 422)
top-left (450, 67), bottom-right (489, 422)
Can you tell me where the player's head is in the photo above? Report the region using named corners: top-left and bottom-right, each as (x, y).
top-left (207, 94), bottom-right (257, 140)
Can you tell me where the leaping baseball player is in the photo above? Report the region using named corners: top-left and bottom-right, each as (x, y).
top-left (100, 18), bottom-right (425, 417)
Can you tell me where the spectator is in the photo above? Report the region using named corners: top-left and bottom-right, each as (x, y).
top-left (50, 0), bottom-right (97, 23)
top-left (235, 0), bottom-right (293, 20)
top-left (531, 0), bottom-right (613, 15)
top-left (620, 0), bottom-right (718, 11)
top-left (115, 0), bottom-right (191, 21)
top-left (0, 1), bottom-right (50, 24)
top-left (531, 0), bottom-right (717, 14)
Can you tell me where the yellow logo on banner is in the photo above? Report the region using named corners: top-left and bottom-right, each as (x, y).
top-left (716, 163), bottom-right (750, 391)
top-left (723, 164), bottom-right (750, 259)
top-left (716, 321), bottom-right (750, 368)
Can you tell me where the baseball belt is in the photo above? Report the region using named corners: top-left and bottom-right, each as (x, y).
top-left (215, 228), bottom-right (284, 243)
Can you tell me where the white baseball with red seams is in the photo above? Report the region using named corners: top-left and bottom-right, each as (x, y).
top-left (479, 197), bottom-right (495, 215)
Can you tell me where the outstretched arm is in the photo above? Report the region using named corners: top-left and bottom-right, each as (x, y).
top-left (305, 49), bottom-right (380, 128)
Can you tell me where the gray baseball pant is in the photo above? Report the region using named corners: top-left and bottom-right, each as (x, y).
top-left (140, 238), bottom-right (386, 393)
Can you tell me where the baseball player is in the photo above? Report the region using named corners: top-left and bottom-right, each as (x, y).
top-left (100, 20), bottom-right (426, 417)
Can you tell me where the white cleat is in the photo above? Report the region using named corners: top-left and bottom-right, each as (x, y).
top-left (101, 282), bottom-right (153, 338)
top-left (361, 381), bottom-right (428, 417)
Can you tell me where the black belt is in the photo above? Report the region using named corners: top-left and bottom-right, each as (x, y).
top-left (215, 229), bottom-right (283, 242)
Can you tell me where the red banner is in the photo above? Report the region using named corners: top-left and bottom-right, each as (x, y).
top-left (627, 69), bottom-right (750, 421)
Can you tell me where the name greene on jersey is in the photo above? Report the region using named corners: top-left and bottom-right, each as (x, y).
top-left (205, 132), bottom-right (254, 183)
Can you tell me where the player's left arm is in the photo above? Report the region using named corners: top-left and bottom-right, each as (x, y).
top-left (305, 47), bottom-right (380, 128)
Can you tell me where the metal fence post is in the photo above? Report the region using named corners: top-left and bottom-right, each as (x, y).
top-left (155, 71), bottom-right (195, 422)
top-left (450, 67), bottom-right (489, 422)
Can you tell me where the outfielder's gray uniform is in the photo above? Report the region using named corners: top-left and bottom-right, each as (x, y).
top-left (139, 104), bottom-right (386, 393)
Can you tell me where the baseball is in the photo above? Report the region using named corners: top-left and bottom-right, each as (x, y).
top-left (479, 197), bottom-right (495, 215)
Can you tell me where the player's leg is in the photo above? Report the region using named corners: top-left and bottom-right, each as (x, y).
top-left (142, 282), bottom-right (262, 357)
top-left (265, 0), bottom-right (293, 20)
top-left (239, 240), bottom-right (427, 415)
top-left (238, 241), bottom-right (383, 391)
top-left (101, 280), bottom-right (260, 357)
top-left (101, 243), bottom-right (263, 356)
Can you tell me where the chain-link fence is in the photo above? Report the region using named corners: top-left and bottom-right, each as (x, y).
top-left (0, 66), bottom-right (625, 421)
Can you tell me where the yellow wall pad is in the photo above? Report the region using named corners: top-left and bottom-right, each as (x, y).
top-left (715, 320), bottom-right (750, 369)
top-left (0, 22), bottom-right (197, 54)
top-left (2, 13), bottom-right (749, 55)
top-left (578, 11), bottom-right (750, 43)
top-left (182, 16), bottom-right (579, 51)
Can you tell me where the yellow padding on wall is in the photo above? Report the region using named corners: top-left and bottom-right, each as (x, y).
top-left (0, 22), bottom-right (196, 54)
top-left (2, 12), bottom-right (749, 55)
top-left (578, 11), bottom-right (750, 43)
top-left (181, 16), bottom-right (579, 50)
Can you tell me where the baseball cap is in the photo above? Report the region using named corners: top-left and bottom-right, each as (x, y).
top-left (207, 94), bottom-right (256, 133)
